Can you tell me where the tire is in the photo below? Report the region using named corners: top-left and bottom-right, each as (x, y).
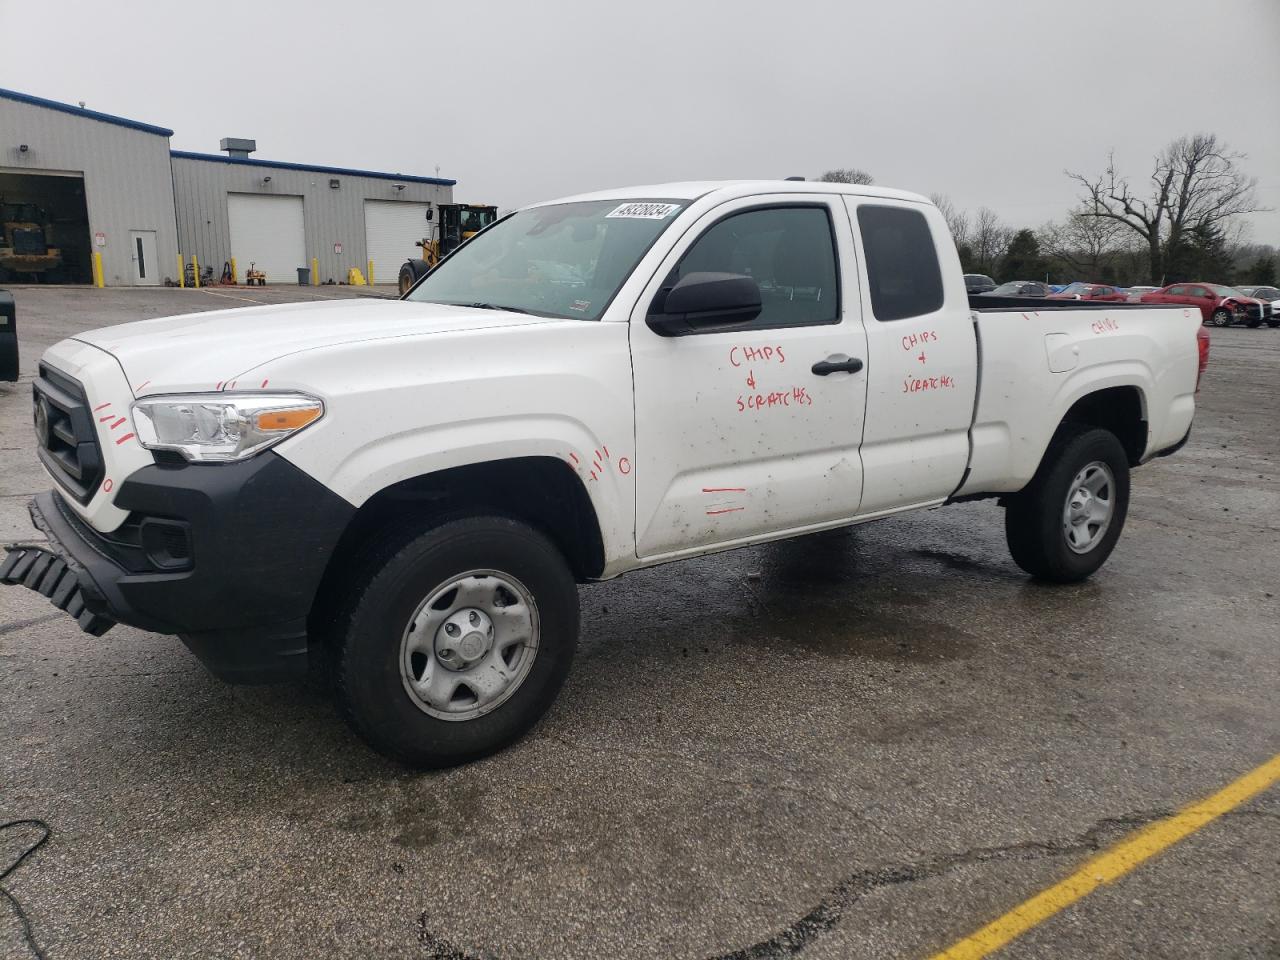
top-left (334, 515), bottom-right (578, 767)
top-left (397, 264), bottom-right (415, 297)
top-left (1268, 321), bottom-right (1279, 329)
top-left (1247, 319), bottom-right (1261, 329)
top-left (1210, 308), bottom-right (1232, 327)
top-left (1004, 427), bottom-right (1130, 583)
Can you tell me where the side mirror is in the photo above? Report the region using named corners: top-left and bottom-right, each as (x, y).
top-left (646, 272), bottom-right (762, 337)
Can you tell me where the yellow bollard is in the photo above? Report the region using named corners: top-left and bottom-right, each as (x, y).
top-left (92, 251), bottom-right (105, 288)
top-left (230, 257), bottom-right (238, 285)
top-left (191, 254), bottom-right (200, 288)
top-left (368, 260), bottom-right (375, 286)
top-left (311, 257), bottom-right (319, 287)
top-left (177, 254), bottom-right (185, 288)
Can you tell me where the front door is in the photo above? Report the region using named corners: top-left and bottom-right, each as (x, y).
top-left (629, 195), bottom-right (869, 560)
top-left (129, 230), bottom-right (159, 286)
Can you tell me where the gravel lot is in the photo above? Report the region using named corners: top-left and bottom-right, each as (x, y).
top-left (1, 287), bottom-right (1277, 959)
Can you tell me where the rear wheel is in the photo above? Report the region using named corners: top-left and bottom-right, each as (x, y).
top-left (1211, 308), bottom-right (1232, 327)
top-left (1005, 428), bottom-right (1130, 582)
top-left (334, 515), bottom-right (578, 767)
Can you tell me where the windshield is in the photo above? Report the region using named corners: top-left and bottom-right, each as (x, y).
top-left (991, 282), bottom-right (1030, 294)
top-left (1208, 284), bottom-right (1246, 298)
top-left (1058, 282), bottom-right (1092, 295)
top-left (406, 199), bottom-right (688, 320)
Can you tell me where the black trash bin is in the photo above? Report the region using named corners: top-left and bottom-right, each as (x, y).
top-left (297, 267), bottom-right (311, 286)
top-left (0, 290), bottom-right (18, 383)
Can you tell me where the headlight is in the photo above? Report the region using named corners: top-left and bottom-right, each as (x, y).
top-left (130, 393), bottom-right (324, 462)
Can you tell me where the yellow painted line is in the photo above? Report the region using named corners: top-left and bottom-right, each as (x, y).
top-left (931, 752), bottom-right (1280, 960)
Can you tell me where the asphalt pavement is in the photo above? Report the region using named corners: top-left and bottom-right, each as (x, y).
top-left (1, 287), bottom-right (1277, 959)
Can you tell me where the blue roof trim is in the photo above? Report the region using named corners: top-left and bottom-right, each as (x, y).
top-left (0, 87), bottom-right (174, 137)
top-left (170, 150), bottom-right (456, 186)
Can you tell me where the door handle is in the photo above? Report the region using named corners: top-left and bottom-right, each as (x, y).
top-left (811, 354), bottom-right (864, 376)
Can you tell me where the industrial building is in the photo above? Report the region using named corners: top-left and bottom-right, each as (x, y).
top-left (1, 87), bottom-right (456, 286)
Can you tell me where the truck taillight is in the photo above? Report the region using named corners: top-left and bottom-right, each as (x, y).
top-left (1196, 327), bottom-right (1210, 391)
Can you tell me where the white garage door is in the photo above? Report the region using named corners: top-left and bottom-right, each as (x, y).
top-left (228, 194), bottom-right (306, 285)
top-left (365, 201), bottom-right (431, 285)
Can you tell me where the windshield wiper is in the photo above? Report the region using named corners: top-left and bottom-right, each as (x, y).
top-left (459, 302), bottom-right (533, 315)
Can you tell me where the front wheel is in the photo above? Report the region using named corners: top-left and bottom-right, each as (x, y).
top-left (334, 516), bottom-right (579, 767)
top-left (1004, 427), bottom-right (1130, 582)
top-left (1211, 308), bottom-right (1232, 327)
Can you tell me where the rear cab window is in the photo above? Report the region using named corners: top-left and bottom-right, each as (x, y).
top-left (854, 205), bottom-right (944, 322)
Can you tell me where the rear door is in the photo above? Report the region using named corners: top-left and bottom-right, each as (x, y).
top-left (629, 195), bottom-right (868, 559)
top-left (844, 199), bottom-right (978, 515)
top-left (1187, 285), bottom-right (1215, 320)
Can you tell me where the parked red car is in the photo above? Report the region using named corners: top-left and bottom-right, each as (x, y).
top-left (1046, 282), bottom-right (1128, 302)
top-left (1139, 282), bottom-right (1271, 327)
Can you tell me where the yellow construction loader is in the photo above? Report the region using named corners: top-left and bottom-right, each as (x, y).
top-left (398, 203), bottom-right (498, 296)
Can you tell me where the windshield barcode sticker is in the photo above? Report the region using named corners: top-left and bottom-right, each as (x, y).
top-left (606, 202), bottom-right (680, 220)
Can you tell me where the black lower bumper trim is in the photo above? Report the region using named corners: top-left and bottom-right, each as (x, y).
top-left (0, 544), bottom-right (115, 636)
top-left (2, 451), bottom-right (355, 683)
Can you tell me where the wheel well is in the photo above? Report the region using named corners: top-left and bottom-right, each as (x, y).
top-left (1060, 386), bottom-right (1147, 465)
top-left (322, 457), bottom-right (605, 584)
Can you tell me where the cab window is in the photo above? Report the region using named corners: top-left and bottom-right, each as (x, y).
top-left (857, 205), bottom-right (944, 322)
top-left (659, 206), bottom-right (840, 330)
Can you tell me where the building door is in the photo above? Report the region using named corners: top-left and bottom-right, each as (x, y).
top-left (228, 194), bottom-right (306, 284)
top-left (129, 230), bottom-right (159, 286)
top-left (365, 200), bottom-right (431, 286)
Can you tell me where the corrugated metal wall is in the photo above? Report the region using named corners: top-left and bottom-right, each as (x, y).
top-left (0, 98), bottom-right (179, 286)
top-left (172, 157), bottom-right (453, 285)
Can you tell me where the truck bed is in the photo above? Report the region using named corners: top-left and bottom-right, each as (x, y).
top-left (956, 300), bottom-right (1201, 498)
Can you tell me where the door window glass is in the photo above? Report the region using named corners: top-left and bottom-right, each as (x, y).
top-left (657, 206), bottom-right (840, 329)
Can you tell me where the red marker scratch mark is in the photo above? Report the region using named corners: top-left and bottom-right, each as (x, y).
top-left (102, 478), bottom-right (114, 493)
top-left (702, 487), bottom-right (747, 493)
top-left (618, 457), bottom-right (631, 475)
top-left (110, 417), bottom-right (127, 429)
top-left (260, 378), bottom-right (269, 388)
top-left (569, 452), bottom-right (580, 465)
top-left (602, 445), bottom-right (610, 459)
top-left (594, 449), bottom-right (602, 461)
top-left (1021, 313), bottom-right (1032, 321)
top-left (99, 414), bottom-right (115, 423)
top-left (134, 380), bottom-right (150, 392)
top-left (706, 507), bottom-right (745, 516)
top-left (115, 433), bottom-right (135, 445)
top-left (228, 380), bottom-right (237, 389)
top-left (592, 460), bottom-right (603, 472)
top-left (93, 402), bottom-right (111, 412)
top-left (589, 470), bottom-right (598, 481)
top-left (215, 381), bottom-right (223, 391)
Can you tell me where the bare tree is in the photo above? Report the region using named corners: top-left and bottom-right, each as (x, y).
top-left (1037, 214), bottom-right (1130, 280)
top-left (969, 207), bottom-right (1014, 277)
top-left (817, 168), bottom-right (874, 185)
top-left (1066, 134), bottom-right (1259, 284)
top-left (929, 193), bottom-right (970, 247)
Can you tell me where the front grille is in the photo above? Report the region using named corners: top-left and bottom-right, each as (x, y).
top-left (33, 364), bottom-right (103, 504)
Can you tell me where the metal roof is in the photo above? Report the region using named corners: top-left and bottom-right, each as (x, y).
top-left (0, 87), bottom-right (174, 137)
top-left (170, 150), bottom-right (456, 186)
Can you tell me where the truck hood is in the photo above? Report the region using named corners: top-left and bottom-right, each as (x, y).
top-left (72, 298), bottom-right (554, 394)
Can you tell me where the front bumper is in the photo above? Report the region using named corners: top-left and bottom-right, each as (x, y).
top-left (2, 452), bottom-right (354, 682)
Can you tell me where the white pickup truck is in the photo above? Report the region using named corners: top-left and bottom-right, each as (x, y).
top-left (3, 181), bottom-right (1206, 766)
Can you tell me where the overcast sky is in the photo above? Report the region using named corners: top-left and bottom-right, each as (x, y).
top-left (3, 0), bottom-right (1278, 243)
